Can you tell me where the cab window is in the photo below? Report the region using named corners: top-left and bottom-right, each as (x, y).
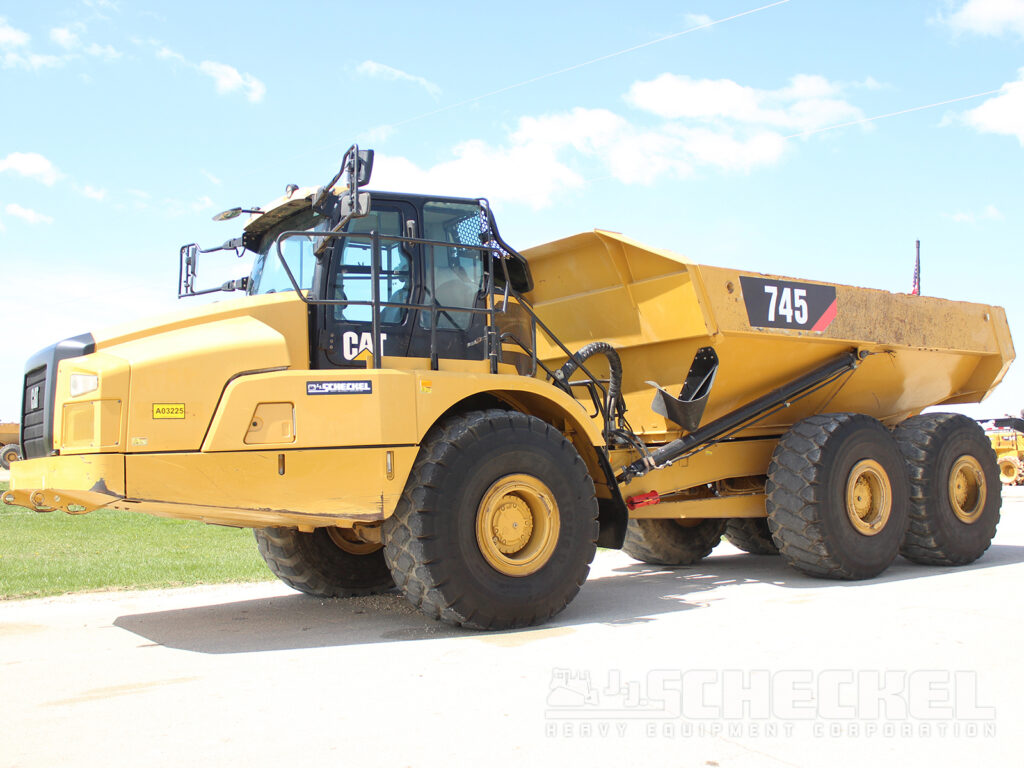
top-left (332, 208), bottom-right (409, 324)
top-left (421, 202), bottom-right (486, 331)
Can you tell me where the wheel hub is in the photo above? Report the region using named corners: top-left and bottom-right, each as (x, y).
top-left (326, 526), bottom-right (383, 555)
top-left (490, 498), bottom-right (534, 553)
top-left (949, 455), bottom-right (986, 524)
top-left (845, 459), bottom-right (891, 536)
top-left (475, 474), bottom-right (560, 577)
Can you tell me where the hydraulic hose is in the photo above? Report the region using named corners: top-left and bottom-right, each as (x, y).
top-left (554, 342), bottom-right (623, 413)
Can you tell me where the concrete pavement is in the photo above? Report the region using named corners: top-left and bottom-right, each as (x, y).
top-left (2, 489), bottom-right (1022, 767)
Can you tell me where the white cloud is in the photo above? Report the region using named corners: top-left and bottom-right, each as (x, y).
top-left (374, 108), bottom-right (681, 208)
top-left (358, 123), bottom-right (397, 144)
top-left (683, 13), bottom-right (714, 27)
top-left (372, 71), bottom-right (865, 210)
top-left (155, 45), bottom-right (185, 63)
top-left (357, 60), bottom-right (441, 99)
top-left (198, 60), bottom-right (266, 103)
top-left (148, 42), bottom-right (265, 103)
top-left (85, 42), bottom-right (120, 60)
top-left (201, 169), bottom-right (221, 185)
top-left (2, 51), bottom-right (64, 70)
top-left (82, 185), bottom-right (106, 201)
top-left (0, 152), bottom-right (61, 185)
top-left (944, 0), bottom-right (1024, 38)
top-left (964, 68), bottom-right (1024, 144)
top-left (50, 26), bottom-right (80, 50)
top-left (626, 73), bottom-right (862, 133)
top-left (47, 24), bottom-right (118, 62)
top-left (0, 17), bottom-right (29, 47)
top-left (949, 204), bottom-right (1004, 223)
top-left (856, 76), bottom-right (886, 91)
top-left (4, 203), bottom-right (53, 225)
top-left (667, 126), bottom-right (787, 171)
top-left (373, 141), bottom-right (582, 210)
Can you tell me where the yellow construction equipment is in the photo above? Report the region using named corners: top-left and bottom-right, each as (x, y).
top-left (981, 417), bottom-right (1024, 485)
top-left (0, 422), bottom-right (21, 470)
top-left (5, 146), bottom-right (1015, 629)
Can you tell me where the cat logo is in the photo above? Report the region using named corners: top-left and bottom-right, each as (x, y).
top-left (342, 331), bottom-right (387, 360)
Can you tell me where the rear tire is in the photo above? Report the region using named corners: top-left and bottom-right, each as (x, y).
top-left (724, 518), bottom-right (779, 555)
top-left (382, 410), bottom-right (598, 631)
top-left (766, 413), bottom-right (909, 580)
top-left (254, 526), bottom-right (394, 597)
top-left (623, 518), bottom-right (726, 565)
top-left (895, 413), bottom-right (1001, 565)
top-left (0, 444), bottom-right (20, 470)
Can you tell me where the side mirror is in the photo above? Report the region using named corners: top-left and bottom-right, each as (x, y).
top-left (339, 190), bottom-right (371, 218)
top-left (353, 149), bottom-right (374, 187)
top-left (179, 243), bottom-right (199, 297)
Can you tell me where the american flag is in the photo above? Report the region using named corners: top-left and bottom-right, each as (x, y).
top-left (911, 240), bottom-right (920, 296)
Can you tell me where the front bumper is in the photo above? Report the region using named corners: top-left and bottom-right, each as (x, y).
top-left (4, 447), bottom-right (417, 529)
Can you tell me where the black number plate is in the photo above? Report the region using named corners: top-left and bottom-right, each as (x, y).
top-left (739, 276), bottom-right (837, 332)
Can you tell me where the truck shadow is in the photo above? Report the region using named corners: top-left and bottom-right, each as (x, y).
top-left (113, 542), bottom-right (1024, 655)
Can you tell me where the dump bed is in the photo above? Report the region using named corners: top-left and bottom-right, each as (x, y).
top-left (522, 231), bottom-right (1014, 441)
top-left (0, 423), bottom-right (19, 445)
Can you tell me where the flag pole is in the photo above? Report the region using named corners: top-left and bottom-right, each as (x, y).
top-left (912, 240), bottom-right (921, 295)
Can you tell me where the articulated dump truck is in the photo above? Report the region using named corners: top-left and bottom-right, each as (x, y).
top-left (5, 147), bottom-right (1014, 629)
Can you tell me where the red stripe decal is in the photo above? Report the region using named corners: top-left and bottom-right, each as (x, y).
top-left (810, 299), bottom-right (837, 333)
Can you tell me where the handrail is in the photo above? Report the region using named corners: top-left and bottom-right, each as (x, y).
top-left (271, 225), bottom-right (621, 438)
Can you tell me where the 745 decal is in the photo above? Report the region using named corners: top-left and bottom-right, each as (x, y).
top-left (739, 276), bottom-right (837, 332)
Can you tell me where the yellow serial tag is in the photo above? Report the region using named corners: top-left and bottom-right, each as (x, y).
top-left (152, 403), bottom-right (185, 419)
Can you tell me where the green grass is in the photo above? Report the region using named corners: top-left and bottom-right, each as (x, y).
top-left (0, 481), bottom-right (275, 600)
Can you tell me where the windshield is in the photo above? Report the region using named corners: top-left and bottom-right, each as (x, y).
top-left (248, 208), bottom-right (327, 295)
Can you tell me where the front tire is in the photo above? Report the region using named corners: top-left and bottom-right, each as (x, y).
top-left (382, 410), bottom-right (598, 630)
top-left (766, 413), bottom-right (909, 580)
top-left (254, 526), bottom-right (394, 597)
top-left (895, 413), bottom-right (1000, 565)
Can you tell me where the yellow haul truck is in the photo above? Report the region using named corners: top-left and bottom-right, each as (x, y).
top-left (0, 422), bottom-right (21, 469)
top-left (983, 417), bottom-right (1024, 485)
top-left (5, 147), bottom-right (1015, 629)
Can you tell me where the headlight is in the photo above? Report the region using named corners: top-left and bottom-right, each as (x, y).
top-left (69, 373), bottom-right (99, 398)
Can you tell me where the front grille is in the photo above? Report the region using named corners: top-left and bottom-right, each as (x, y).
top-left (19, 332), bottom-right (96, 460)
top-left (22, 365), bottom-right (48, 459)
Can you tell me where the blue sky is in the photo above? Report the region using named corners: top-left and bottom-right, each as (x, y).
top-left (1, 0), bottom-right (1022, 422)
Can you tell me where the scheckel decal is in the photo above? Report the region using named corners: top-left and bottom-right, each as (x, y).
top-left (739, 275), bottom-right (838, 332)
top-left (306, 381), bottom-right (373, 395)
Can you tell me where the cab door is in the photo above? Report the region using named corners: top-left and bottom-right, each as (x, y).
top-left (314, 200), bottom-right (418, 368)
top-left (405, 200), bottom-right (489, 363)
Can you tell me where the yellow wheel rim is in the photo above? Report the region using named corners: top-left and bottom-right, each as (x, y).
top-left (475, 474), bottom-right (560, 577)
top-left (998, 459), bottom-right (1017, 485)
top-left (845, 459), bottom-right (892, 536)
top-left (948, 455), bottom-right (986, 524)
top-left (327, 526), bottom-right (382, 555)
